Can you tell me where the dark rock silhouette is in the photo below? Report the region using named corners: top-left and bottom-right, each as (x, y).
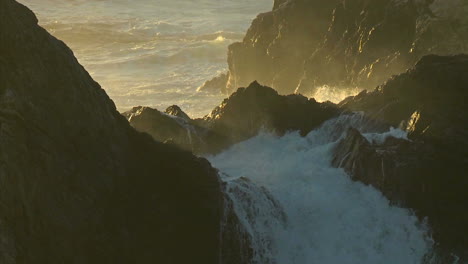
top-left (211, 0), bottom-right (468, 95)
top-left (124, 106), bottom-right (199, 151)
top-left (333, 54), bottom-right (468, 258)
top-left (126, 81), bottom-right (339, 154)
top-left (202, 81), bottom-right (339, 151)
top-left (0, 1), bottom-right (222, 263)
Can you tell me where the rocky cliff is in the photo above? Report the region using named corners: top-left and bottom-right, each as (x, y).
top-left (0, 1), bottom-right (222, 263)
top-left (203, 0), bottom-right (468, 96)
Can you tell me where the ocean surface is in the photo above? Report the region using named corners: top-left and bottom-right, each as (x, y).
top-left (19, 0), bottom-right (272, 117)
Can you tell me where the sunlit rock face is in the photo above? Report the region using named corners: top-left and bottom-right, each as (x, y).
top-left (0, 1), bottom-right (222, 263)
top-left (226, 0), bottom-right (340, 94)
top-left (221, 0), bottom-right (468, 96)
top-left (334, 54), bottom-right (468, 259)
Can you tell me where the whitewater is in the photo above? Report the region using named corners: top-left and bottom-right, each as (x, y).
top-left (208, 114), bottom-right (436, 263)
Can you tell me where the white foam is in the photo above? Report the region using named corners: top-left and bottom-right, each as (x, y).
top-left (209, 116), bottom-right (433, 263)
top-left (363, 127), bottom-right (409, 145)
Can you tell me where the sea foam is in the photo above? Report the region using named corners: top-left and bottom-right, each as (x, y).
top-left (209, 115), bottom-right (433, 263)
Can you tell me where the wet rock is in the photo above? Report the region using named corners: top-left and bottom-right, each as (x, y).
top-left (126, 81), bottom-right (339, 154)
top-left (0, 1), bottom-right (222, 263)
top-left (202, 81), bottom-right (339, 152)
top-left (340, 54), bottom-right (468, 151)
top-left (333, 54), bottom-right (468, 257)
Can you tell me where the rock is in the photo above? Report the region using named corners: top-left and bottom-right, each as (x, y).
top-left (226, 0), bottom-right (340, 94)
top-left (123, 106), bottom-right (196, 151)
top-left (340, 54), bottom-right (468, 152)
top-left (198, 72), bottom-right (229, 94)
top-left (0, 1), bottom-right (222, 263)
top-left (165, 105), bottom-right (191, 120)
top-left (202, 81), bottom-right (339, 152)
top-left (332, 55), bottom-right (468, 257)
top-left (224, 0), bottom-right (468, 95)
top-left (126, 81), bottom-right (339, 154)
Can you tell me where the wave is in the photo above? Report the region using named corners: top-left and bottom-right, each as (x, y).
top-left (209, 114), bottom-right (434, 263)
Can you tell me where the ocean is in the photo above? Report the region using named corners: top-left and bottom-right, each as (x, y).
top-left (19, 0), bottom-right (272, 117)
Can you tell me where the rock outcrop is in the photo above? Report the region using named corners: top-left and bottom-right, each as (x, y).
top-left (126, 81), bottom-right (339, 154)
top-left (225, 0), bottom-right (340, 94)
top-left (202, 81), bottom-right (339, 151)
top-left (333, 54), bottom-right (468, 258)
top-left (0, 1), bottom-right (222, 263)
top-left (198, 72), bottom-right (229, 94)
top-left (123, 106), bottom-right (200, 151)
top-left (211, 0), bottom-right (468, 95)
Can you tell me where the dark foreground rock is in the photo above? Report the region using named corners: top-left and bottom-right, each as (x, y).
top-left (211, 0), bottom-right (468, 95)
top-left (124, 106), bottom-right (199, 151)
top-left (126, 81), bottom-right (339, 154)
top-left (0, 1), bottom-right (222, 263)
top-left (333, 55), bottom-right (468, 258)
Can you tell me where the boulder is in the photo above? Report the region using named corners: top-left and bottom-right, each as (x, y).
top-left (203, 81), bottom-right (339, 151)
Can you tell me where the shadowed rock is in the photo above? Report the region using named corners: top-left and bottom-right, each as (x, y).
top-left (333, 54), bottom-right (468, 258)
top-left (126, 81), bottom-right (339, 154)
top-left (202, 81), bottom-right (339, 152)
top-left (124, 106), bottom-right (197, 151)
top-left (0, 1), bottom-right (222, 263)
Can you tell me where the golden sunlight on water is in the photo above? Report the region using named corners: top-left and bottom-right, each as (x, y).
top-left (18, 0), bottom-right (272, 117)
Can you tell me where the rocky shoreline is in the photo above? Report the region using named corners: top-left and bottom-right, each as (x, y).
top-left (127, 54), bottom-right (468, 260)
top-left (1, 0), bottom-right (468, 263)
